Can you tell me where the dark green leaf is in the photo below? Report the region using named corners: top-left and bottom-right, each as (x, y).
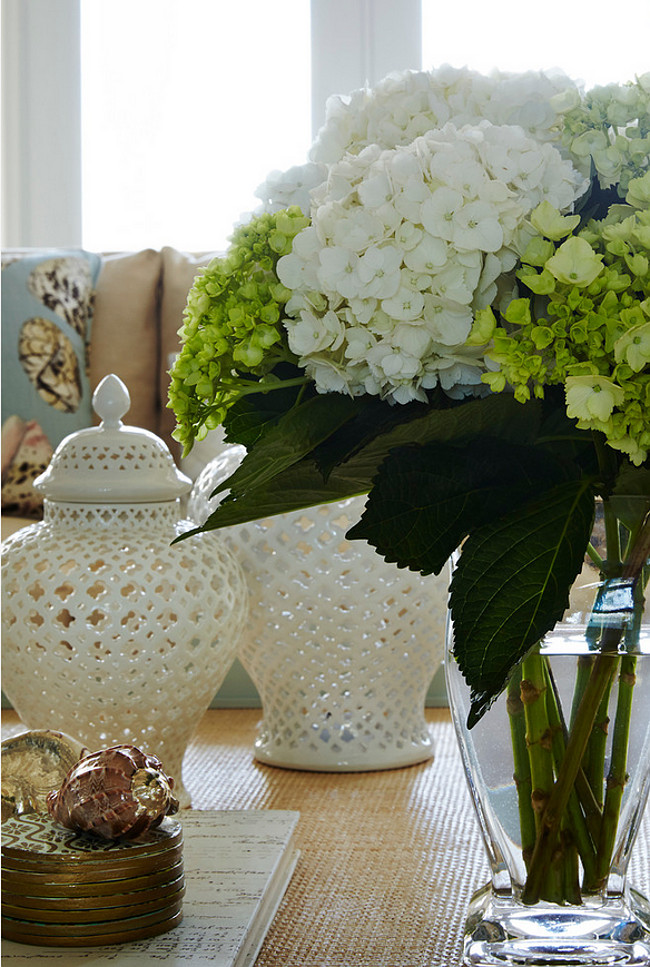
top-left (347, 438), bottom-right (579, 575)
top-left (213, 393), bottom-right (360, 498)
top-left (611, 463), bottom-right (650, 499)
top-left (314, 395), bottom-right (427, 480)
top-left (609, 462), bottom-right (650, 530)
top-left (175, 459), bottom-right (365, 537)
top-left (536, 388), bottom-right (598, 472)
top-left (223, 392), bottom-right (542, 508)
top-left (337, 392), bottom-right (543, 487)
top-left (222, 362), bottom-right (314, 448)
top-left (449, 479), bottom-right (595, 727)
top-left (184, 394), bottom-right (547, 534)
top-left (223, 381), bottom-right (306, 449)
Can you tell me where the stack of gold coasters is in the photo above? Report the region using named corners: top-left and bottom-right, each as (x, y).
top-left (1, 812), bottom-right (184, 946)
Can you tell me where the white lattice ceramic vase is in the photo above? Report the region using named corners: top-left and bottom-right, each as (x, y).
top-left (189, 446), bottom-right (448, 771)
top-left (1, 376), bottom-right (247, 807)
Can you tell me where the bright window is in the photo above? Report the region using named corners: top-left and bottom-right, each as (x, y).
top-left (422, 0), bottom-right (649, 88)
top-left (80, 0), bottom-right (311, 253)
top-left (7, 1), bottom-right (645, 253)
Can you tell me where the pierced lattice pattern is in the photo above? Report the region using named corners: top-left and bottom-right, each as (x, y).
top-left (44, 501), bottom-right (180, 528)
top-left (190, 450), bottom-right (448, 771)
top-left (47, 437), bottom-right (173, 476)
top-left (1, 506), bottom-right (248, 807)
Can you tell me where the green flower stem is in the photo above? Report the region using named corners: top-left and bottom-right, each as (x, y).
top-left (543, 661), bottom-right (598, 887)
top-left (223, 373), bottom-right (311, 402)
top-left (574, 768), bottom-right (605, 845)
top-left (507, 668), bottom-right (536, 868)
top-left (569, 655), bottom-right (592, 729)
top-left (586, 541), bottom-right (605, 570)
top-left (546, 837), bottom-right (569, 904)
top-left (521, 650), bottom-right (563, 902)
top-left (578, 573), bottom-right (620, 821)
top-left (591, 655), bottom-right (638, 891)
top-left (623, 520), bottom-right (650, 582)
top-left (521, 651), bottom-right (555, 832)
top-left (585, 516), bottom-right (650, 888)
top-left (569, 629), bottom-right (614, 828)
top-left (558, 829), bottom-right (582, 906)
top-left (521, 649), bottom-right (619, 905)
top-left (602, 499), bottom-right (622, 572)
top-left (548, 657), bottom-right (603, 841)
top-left (582, 670), bottom-right (614, 811)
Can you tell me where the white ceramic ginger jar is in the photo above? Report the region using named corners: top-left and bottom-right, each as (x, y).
top-left (1, 375), bottom-right (248, 808)
top-left (189, 445), bottom-right (448, 772)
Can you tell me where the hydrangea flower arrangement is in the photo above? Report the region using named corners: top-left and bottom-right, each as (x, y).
top-left (169, 65), bottom-right (650, 905)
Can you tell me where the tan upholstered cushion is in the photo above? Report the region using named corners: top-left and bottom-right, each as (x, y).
top-left (90, 250), bottom-right (163, 435)
top-left (159, 247), bottom-right (222, 457)
top-left (1, 516), bottom-right (35, 541)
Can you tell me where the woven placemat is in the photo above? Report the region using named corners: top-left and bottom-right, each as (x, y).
top-left (183, 710), bottom-right (650, 967)
top-left (4, 708), bottom-right (649, 967)
top-left (183, 709), bottom-right (485, 966)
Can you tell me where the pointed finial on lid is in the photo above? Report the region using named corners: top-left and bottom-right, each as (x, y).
top-left (33, 374), bottom-right (192, 502)
top-left (93, 374), bottom-right (130, 429)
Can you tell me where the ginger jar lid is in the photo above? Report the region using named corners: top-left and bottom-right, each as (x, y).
top-left (33, 374), bottom-right (192, 503)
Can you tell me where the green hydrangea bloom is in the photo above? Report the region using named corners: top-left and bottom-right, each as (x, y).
top-left (557, 76), bottom-right (650, 195)
top-left (168, 208), bottom-right (310, 454)
top-left (486, 188), bottom-right (650, 464)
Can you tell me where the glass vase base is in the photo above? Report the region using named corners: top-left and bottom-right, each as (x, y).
top-left (462, 882), bottom-right (650, 966)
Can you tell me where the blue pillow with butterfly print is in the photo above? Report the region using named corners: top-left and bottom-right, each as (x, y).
top-left (1, 249), bottom-right (103, 517)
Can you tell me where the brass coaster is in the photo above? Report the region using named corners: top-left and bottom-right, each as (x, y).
top-left (1, 908), bottom-right (184, 947)
top-left (2, 858), bottom-right (184, 896)
top-left (2, 872), bottom-right (185, 911)
top-left (3, 841), bottom-right (184, 874)
top-left (1, 884), bottom-right (186, 923)
top-left (2, 844), bottom-right (183, 880)
top-left (2, 893), bottom-right (184, 936)
top-left (1, 811), bottom-right (185, 947)
top-left (1, 813), bottom-right (182, 869)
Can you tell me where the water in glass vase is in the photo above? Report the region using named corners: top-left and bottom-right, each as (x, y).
top-left (447, 641), bottom-right (650, 966)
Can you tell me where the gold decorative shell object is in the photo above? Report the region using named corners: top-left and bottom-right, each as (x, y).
top-left (27, 256), bottom-right (94, 339)
top-left (1, 730), bottom-right (88, 824)
top-left (47, 745), bottom-right (179, 840)
top-left (18, 317), bottom-right (82, 413)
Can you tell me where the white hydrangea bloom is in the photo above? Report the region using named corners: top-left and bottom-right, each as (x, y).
top-left (256, 66), bottom-right (581, 217)
top-left (287, 308), bottom-right (346, 356)
top-left (255, 162), bottom-right (328, 215)
top-left (277, 122), bottom-right (586, 403)
top-left (310, 65), bottom-right (579, 165)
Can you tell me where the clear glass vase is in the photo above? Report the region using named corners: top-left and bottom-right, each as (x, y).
top-left (445, 496), bottom-right (650, 966)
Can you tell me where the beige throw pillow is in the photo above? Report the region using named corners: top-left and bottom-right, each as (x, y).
top-left (90, 250), bottom-right (163, 435)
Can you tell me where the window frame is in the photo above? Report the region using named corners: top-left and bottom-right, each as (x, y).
top-left (1, 0), bottom-right (422, 249)
top-left (2, 0), bottom-right (82, 248)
